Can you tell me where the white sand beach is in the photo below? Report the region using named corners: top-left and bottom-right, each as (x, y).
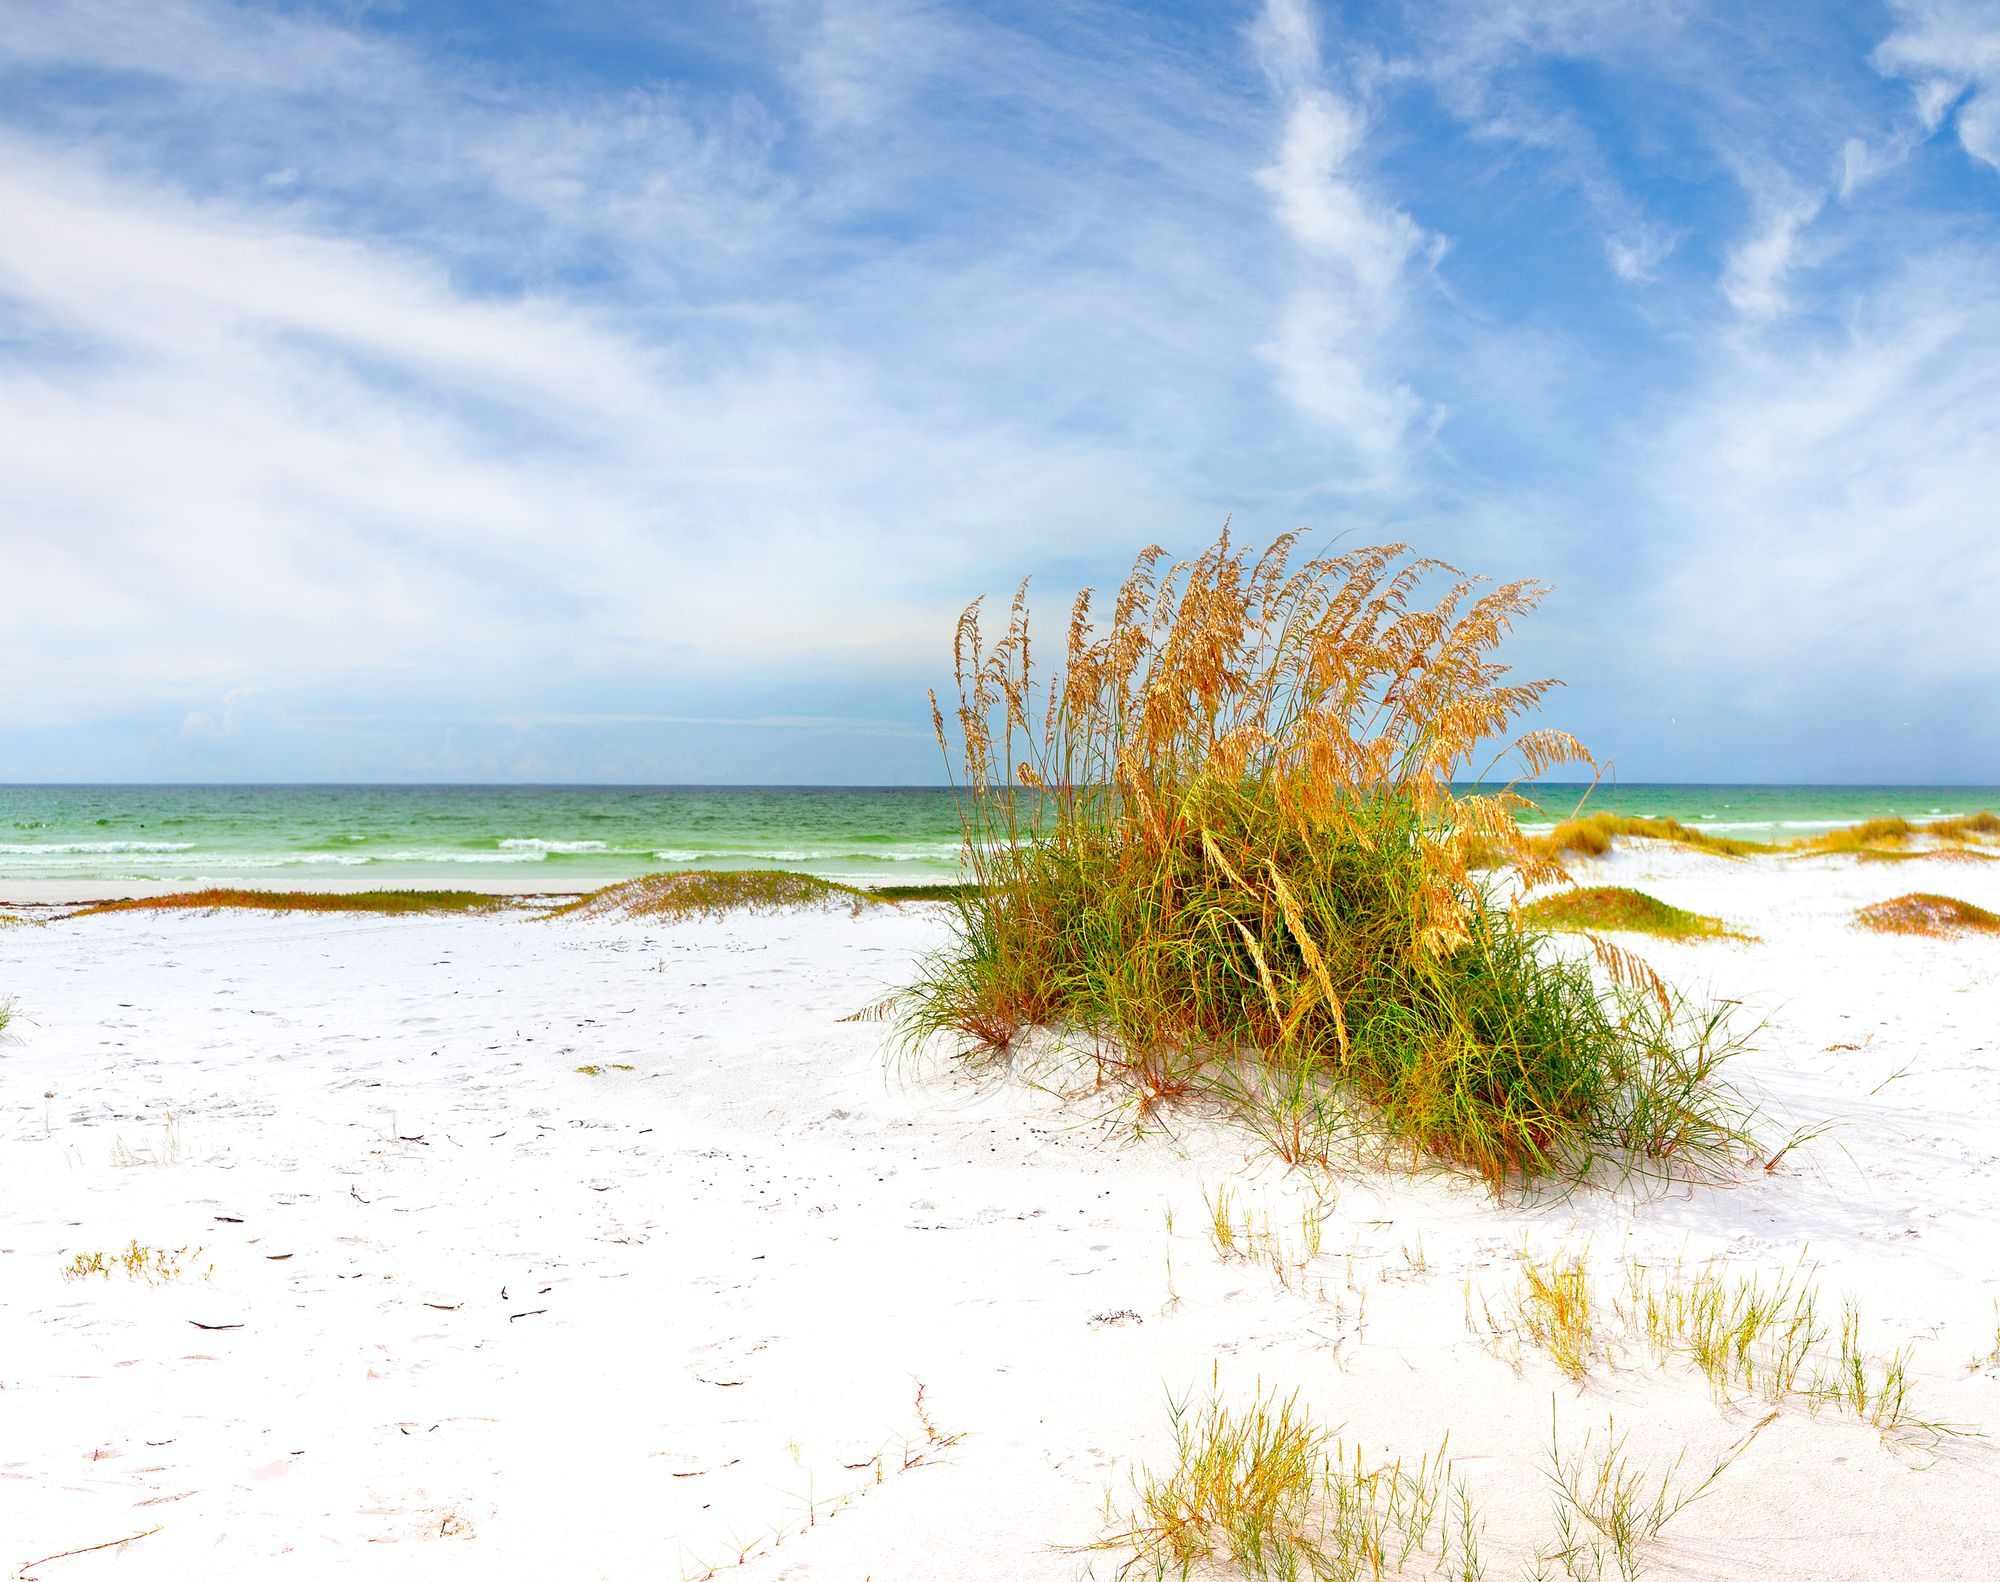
top-left (4, 847), bottom-right (2000, 1580)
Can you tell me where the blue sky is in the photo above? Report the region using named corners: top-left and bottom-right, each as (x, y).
top-left (2, 0), bottom-right (1997, 784)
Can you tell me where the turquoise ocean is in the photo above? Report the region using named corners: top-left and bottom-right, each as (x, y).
top-left (1, 784), bottom-right (1997, 896)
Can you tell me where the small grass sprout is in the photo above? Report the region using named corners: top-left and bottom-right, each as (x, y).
top-left (1094, 1388), bottom-right (1468, 1581)
top-left (1965, 1304), bottom-right (2000, 1375)
top-left (1520, 887), bottom-right (1750, 943)
top-left (63, 1240), bottom-right (210, 1284)
top-left (676, 1383), bottom-right (962, 1582)
top-left (574, 1063), bottom-right (635, 1076)
top-left (1854, 893), bottom-right (2000, 939)
top-left (1615, 1256), bottom-right (1822, 1406)
top-left (1201, 1186), bottom-right (1337, 1297)
top-left (1517, 1249), bottom-right (1597, 1383)
top-left (1540, 1402), bottom-right (1766, 1582)
top-left (1804, 1302), bottom-right (1962, 1448)
top-left (110, 1110), bottom-right (183, 1167)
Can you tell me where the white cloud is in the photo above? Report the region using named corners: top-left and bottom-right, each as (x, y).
top-left (1876, 0), bottom-right (2000, 172)
top-left (1605, 224), bottom-right (1678, 281)
top-left (0, 4), bottom-right (1317, 777)
top-left (1720, 195), bottom-right (1822, 318)
top-left (1639, 253), bottom-right (2000, 750)
top-left (754, 0), bottom-right (951, 129)
top-left (1251, 0), bottom-right (1437, 468)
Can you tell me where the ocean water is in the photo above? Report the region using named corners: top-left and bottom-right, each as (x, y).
top-left (0, 783), bottom-right (1995, 895)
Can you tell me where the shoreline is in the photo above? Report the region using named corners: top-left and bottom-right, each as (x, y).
top-left (0, 876), bottom-right (970, 908)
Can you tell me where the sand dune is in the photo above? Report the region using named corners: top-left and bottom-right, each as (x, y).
top-left (3, 847), bottom-right (1998, 1578)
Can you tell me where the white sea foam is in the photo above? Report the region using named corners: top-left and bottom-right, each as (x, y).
top-left (0, 840), bottom-right (195, 855)
top-left (498, 839), bottom-right (610, 854)
top-left (652, 848), bottom-right (830, 862)
top-left (652, 844), bottom-right (961, 865)
top-left (380, 850), bottom-right (547, 864)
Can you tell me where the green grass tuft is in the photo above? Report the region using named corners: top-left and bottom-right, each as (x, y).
top-left (68, 888), bottom-right (515, 918)
top-left (1521, 886), bottom-right (1751, 942)
top-left (866, 882), bottom-right (985, 902)
top-left (547, 869), bottom-right (877, 923)
top-left (1092, 1390), bottom-right (1472, 1581)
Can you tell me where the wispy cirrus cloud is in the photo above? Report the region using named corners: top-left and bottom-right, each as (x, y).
top-left (1251, 0), bottom-right (1439, 469)
top-left (0, 0), bottom-right (1996, 783)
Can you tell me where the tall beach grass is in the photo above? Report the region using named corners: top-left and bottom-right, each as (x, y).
top-left (903, 530), bottom-right (1750, 1187)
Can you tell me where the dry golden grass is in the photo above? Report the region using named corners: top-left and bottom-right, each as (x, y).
top-left (909, 527), bottom-right (1750, 1187)
top-left (1517, 1249), bottom-right (1596, 1383)
top-left (1786, 811), bottom-right (1999, 861)
top-left (1534, 813), bottom-right (1761, 860)
top-left (547, 870), bottom-right (875, 923)
top-left (1471, 808), bottom-right (2000, 866)
top-left (1520, 886), bottom-right (1751, 943)
top-left (63, 1240), bottom-right (210, 1284)
top-left (68, 888), bottom-right (513, 918)
top-left (1854, 892), bottom-right (2000, 939)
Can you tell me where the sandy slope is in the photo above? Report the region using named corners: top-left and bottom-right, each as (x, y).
top-left (2, 849), bottom-right (1999, 1579)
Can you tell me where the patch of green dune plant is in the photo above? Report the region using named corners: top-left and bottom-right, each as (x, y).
top-left (1520, 887), bottom-right (1751, 943)
top-left (70, 888), bottom-right (513, 918)
top-left (547, 870), bottom-right (877, 923)
top-left (1854, 893), bottom-right (2000, 939)
top-left (902, 530), bottom-right (1751, 1188)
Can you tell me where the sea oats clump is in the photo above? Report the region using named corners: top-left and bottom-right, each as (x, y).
top-left (904, 529), bottom-right (1748, 1186)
